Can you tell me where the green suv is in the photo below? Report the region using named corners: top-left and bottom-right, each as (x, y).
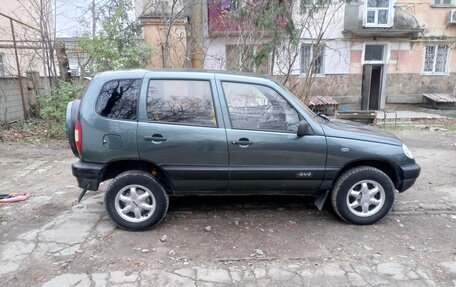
top-left (66, 70), bottom-right (420, 230)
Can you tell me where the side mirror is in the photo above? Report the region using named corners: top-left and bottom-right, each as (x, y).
top-left (297, 120), bottom-right (310, 137)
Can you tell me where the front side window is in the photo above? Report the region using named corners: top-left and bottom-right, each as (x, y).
top-left (365, 0), bottom-right (393, 26)
top-left (301, 44), bottom-right (324, 75)
top-left (147, 80), bottom-right (216, 127)
top-left (222, 82), bottom-right (300, 132)
top-left (424, 44), bottom-right (449, 74)
top-left (96, 79), bottom-right (141, 120)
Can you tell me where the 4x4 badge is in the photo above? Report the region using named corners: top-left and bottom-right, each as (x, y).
top-left (297, 172), bottom-right (312, 178)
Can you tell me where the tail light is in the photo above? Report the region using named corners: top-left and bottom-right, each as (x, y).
top-left (75, 120), bottom-right (82, 156)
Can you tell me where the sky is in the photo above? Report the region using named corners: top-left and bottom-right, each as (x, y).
top-left (55, 0), bottom-right (131, 38)
top-left (55, 0), bottom-right (93, 37)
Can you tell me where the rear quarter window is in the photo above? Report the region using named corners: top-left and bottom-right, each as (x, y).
top-left (96, 79), bottom-right (141, 120)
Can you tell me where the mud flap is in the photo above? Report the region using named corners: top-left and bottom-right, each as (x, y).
top-left (77, 189), bottom-right (88, 203)
top-left (314, 190), bottom-right (330, 211)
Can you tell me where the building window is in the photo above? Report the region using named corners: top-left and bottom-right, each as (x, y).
top-left (363, 44), bottom-right (387, 64)
top-left (365, 0), bottom-right (394, 27)
top-left (423, 44), bottom-right (449, 74)
top-left (432, 0), bottom-right (452, 5)
top-left (300, 44), bottom-right (324, 75)
top-left (225, 45), bottom-right (270, 74)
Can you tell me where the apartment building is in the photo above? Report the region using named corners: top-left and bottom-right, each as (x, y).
top-left (200, 0), bottom-right (456, 109)
top-left (0, 1), bottom-right (52, 77)
top-left (343, 0), bottom-right (456, 109)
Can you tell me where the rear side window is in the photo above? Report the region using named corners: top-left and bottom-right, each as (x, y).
top-left (96, 79), bottom-right (141, 120)
top-left (147, 80), bottom-right (216, 127)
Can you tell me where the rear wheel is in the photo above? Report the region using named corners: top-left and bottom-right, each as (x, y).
top-left (331, 166), bottom-right (395, 225)
top-left (105, 170), bottom-right (169, 231)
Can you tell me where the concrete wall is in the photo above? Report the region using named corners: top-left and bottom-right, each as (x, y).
top-left (281, 71), bottom-right (456, 108)
top-left (0, 74), bottom-right (48, 123)
top-left (278, 74), bottom-right (363, 109)
top-left (386, 73), bottom-right (456, 103)
top-left (309, 75), bottom-right (363, 109)
top-left (0, 78), bottom-right (25, 123)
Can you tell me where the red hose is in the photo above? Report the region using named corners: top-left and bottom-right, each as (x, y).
top-left (0, 193), bottom-right (30, 203)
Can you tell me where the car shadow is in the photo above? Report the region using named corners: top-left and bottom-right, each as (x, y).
top-left (168, 195), bottom-right (320, 212)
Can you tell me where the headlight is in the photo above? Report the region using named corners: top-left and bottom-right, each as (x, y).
top-left (402, 144), bottom-right (414, 159)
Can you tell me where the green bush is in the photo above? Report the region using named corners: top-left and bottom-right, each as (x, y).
top-left (40, 81), bottom-right (83, 138)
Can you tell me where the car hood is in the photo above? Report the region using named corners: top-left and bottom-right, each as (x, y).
top-left (321, 118), bottom-right (402, 146)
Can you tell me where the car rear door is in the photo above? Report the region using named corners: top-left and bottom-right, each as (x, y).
top-left (137, 72), bottom-right (228, 193)
top-left (216, 76), bottom-right (327, 194)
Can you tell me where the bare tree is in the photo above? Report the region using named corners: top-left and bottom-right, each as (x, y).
top-left (273, 0), bottom-right (346, 102)
top-left (16, 0), bottom-right (59, 87)
top-left (205, 0), bottom-right (346, 103)
top-left (206, 0), bottom-right (275, 73)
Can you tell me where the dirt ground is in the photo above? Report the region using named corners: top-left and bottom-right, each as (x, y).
top-left (0, 126), bottom-right (456, 286)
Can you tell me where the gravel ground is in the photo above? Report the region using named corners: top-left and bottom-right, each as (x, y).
top-left (0, 126), bottom-right (455, 286)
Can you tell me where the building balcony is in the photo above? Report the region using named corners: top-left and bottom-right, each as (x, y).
top-left (207, 0), bottom-right (288, 36)
top-left (208, 0), bottom-right (241, 35)
top-left (343, 4), bottom-right (424, 39)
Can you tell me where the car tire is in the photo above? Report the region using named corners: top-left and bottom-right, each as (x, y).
top-left (331, 166), bottom-right (395, 225)
top-left (65, 100), bottom-right (80, 157)
top-left (105, 170), bottom-right (169, 231)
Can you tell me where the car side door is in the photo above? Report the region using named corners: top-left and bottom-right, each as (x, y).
top-left (216, 78), bottom-right (327, 194)
top-left (137, 73), bottom-right (229, 193)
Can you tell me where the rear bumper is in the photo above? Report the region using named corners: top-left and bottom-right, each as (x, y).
top-left (397, 163), bottom-right (421, 192)
top-left (72, 161), bottom-right (107, 191)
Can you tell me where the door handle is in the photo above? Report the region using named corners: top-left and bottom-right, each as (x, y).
top-left (231, 140), bottom-right (253, 145)
top-left (144, 134), bottom-right (167, 143)
top-left (231, 138), bottom-right (253, 147)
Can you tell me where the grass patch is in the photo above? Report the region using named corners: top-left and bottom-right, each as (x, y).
top-left (378, 124), bottom-right (423, 131)
top-left (378, 118), bottom-right (456, 132)
top-left (441, 124), bottom-right (456, 131)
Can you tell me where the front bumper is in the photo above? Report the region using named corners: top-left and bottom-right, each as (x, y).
top-left (72, 161), bottom-right (107, 191)
top-left (397, 163), bottom-right (421, 192)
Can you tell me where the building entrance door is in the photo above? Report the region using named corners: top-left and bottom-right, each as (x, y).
top-left (361, 64), bottom-right (383, 110)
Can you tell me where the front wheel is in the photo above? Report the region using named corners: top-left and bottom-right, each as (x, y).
top-left (105, 170), bottom-right (169, 231)
top-left (331, 166), bottom-right (395, 225)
